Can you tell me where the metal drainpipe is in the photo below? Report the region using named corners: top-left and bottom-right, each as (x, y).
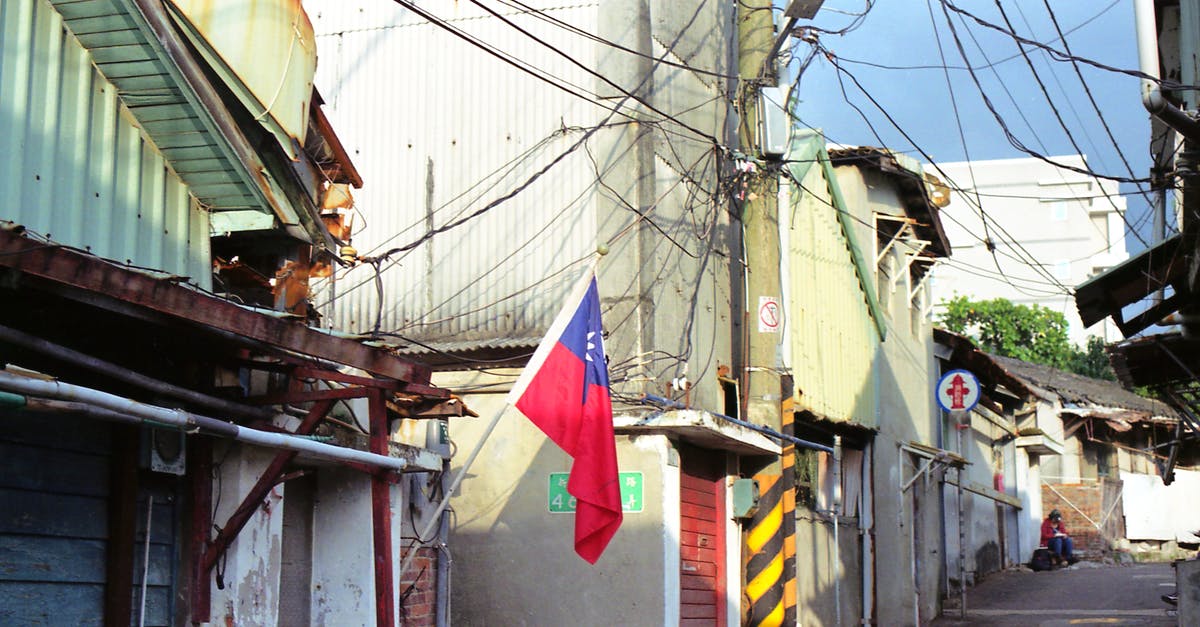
top-left (435, 492), bottom-right (451, 627)
top-left (832, 436), bottom-right (842, 627)
top-left (1135, 0), bottom-right (1200, 143)
top-left (427, 420), bottom-right (452, 627)
top-left (957, 423), bottom-right (967, 620)
top-left (0, 323), bottom-right (276, 423)
top-left (0, 372), bottom-right (409, 471)
top-left (860, 447), bottom-right (871, 627)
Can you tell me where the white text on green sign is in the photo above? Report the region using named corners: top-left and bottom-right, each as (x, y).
top-left (548, 472), bottom-right (643, 513)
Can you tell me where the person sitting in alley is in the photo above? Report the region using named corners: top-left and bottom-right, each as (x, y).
top-left (1040, 509), bottom-right (1078, 566)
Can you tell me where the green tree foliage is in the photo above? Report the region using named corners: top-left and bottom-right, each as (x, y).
top-left (939, 296), bottom-right (1115, 380)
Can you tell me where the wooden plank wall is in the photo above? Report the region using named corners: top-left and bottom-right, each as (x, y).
top-left (0, 409), bottom-right (180, 625)
top-left (0, 410), bottom-right (112, 625)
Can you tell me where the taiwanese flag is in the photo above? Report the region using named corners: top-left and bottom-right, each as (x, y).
top-left (507, 268), bottom-right (622, 563)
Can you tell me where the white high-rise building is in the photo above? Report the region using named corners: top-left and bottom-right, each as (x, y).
top-left (929, 155), bottom-right (1129, 346)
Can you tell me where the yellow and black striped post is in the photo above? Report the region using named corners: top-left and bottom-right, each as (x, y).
top-left (743, 378), bottom-right (797, 626)
top-left (781, 380), bottom-right (797, 624)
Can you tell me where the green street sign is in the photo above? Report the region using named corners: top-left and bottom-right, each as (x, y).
top-left (548, 472), bottom-right (644, 513)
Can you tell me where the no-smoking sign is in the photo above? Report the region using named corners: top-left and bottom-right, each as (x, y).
top-left (758, 296), bottom-right (781, 333)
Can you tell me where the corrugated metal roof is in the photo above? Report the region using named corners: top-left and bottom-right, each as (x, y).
top-left (1, 0), bottom-right (211, 286)
top-left (45, 0), bottom-right (254, 209)
top-left (828, 145), bottom-right (951, 258)
top-left (990, 353), bottom-right (1178, 420)
top-left (32, 0), bottom-right (316, 238)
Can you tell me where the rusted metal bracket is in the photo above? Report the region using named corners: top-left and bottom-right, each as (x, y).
top-left (198, 400), bottom-right (334, 586)
top-left (291, 366), bottom-right (402, 389)
top-left (387, 396), bottom-right (475, 419)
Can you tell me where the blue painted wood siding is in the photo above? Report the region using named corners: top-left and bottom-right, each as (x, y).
top-left (0, 410), bottom-right (177, 625)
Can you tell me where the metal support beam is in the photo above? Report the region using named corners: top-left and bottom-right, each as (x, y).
top-left (291, 366), bottom-right (402, 389)
top-left (370, 389), bottom-right (396, 627)
top-left (0, 323), bottom-right (276, 422)
top-left (0, 228), bottom-right (435, 386)
top-left (245, 387), bottom-right (373, 404)
top-left (200, 400), bottom-right (334, 576)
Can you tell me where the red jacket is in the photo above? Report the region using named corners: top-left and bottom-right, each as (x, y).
top-left (1041, 518), bottom-right (1068, 546)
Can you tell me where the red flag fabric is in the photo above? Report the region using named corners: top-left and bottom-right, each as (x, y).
top-left (507, 268), bottom-right (622, 563)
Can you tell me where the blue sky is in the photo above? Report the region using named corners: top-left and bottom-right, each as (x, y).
top-left (793, 0), bottom-right (1154, 252)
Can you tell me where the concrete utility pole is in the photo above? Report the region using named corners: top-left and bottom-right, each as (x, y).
top-left (739, 0), bottom-right (783, 434)
top-left (738, 1), bottom-right (788, 625)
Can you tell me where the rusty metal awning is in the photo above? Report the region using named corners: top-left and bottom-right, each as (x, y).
top-left (1107, 333), bottom-right (1200, 485)
top-left (1108, 332), bottom-right (1200, 389)
top-left (0, 225), bottom-right (437, 389)
top-left (1075, 233), bottom-right (1187, 337)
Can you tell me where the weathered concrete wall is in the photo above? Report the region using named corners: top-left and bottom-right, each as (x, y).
top-left (1016, 452), bottom-right (1043, 563)
top-left (444, 382), bottom-right (673, 626)
top-left (593, 0), bottom-right (737, 415)
top-left (831, 164), bottom-right (946, 625)
top-left (208, 444), bottom-right (285, 626)
top-left (945, 413), bottom-right (1016, 586)
top-left (794, 510), bottom-right (864, 626)
top-left (311, 467), bottom-right (378, 625)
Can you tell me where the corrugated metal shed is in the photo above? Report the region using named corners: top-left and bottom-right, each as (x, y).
top-left (5, 0), bottom-right (327, 248)
top-left (785, 133), bottom-right (880, 426)
top-left (306, 0), bottom-right (606, 344)
top-left (1, 0), bottom-right (211, 286)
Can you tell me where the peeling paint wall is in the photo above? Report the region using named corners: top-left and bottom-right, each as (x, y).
top-left (942, 414), bottom-right (1015, 589)
top-left (207, 445), bottom-right (285, 626)
top-left (831, 163), bottom-right (947, 625)
top-left (311, 467), bottom-right (376, 626)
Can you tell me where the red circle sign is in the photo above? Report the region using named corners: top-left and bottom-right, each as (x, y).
top-left (759, 301), bottom-right (780, 330)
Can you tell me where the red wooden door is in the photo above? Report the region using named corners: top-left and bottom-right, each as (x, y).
top-left (679, 444), bottom-right (725, 627)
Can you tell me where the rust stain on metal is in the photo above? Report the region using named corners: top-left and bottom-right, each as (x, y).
top-left (272, 259), bottom-right (310, 315)
top-left (0, 228), bottom-right (434, 384)
top-left (320, 212), bottom-right (352, 242)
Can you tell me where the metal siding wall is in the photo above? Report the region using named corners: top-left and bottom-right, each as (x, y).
top-left (307, 1), bottom-right (603, 342)
top-left (786, 167), bottom-right (879, 426)
top-left (0, 0), bottom-right (211, 289)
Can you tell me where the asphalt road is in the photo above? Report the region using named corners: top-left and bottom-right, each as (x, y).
top-left (931, 561), bottom-right (1178, 626)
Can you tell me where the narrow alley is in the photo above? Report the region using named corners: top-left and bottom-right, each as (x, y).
top-left (933, 562), bottom-right (1177, 626)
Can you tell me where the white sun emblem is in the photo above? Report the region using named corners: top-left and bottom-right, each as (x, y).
top-left (585, 331), bottom-right (597, 362)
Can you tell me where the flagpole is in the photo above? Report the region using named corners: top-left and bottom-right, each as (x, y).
top-left (398, 402), bottom-right (510, 578)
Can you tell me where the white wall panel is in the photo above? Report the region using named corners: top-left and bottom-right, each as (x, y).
top-left (307, 0), bottom-right (605, 343)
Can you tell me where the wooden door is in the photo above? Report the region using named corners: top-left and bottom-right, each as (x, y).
top-left (679, 444), bottom-right (726, 627)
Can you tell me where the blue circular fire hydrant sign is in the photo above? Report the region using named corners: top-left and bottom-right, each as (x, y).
top-left (936, 369), bottom-right (980, 413)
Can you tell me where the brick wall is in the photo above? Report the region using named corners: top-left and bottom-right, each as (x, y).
top-left (399, 541), bottom-right (439, 627)
top-left (1041, 479), bottom-right (1123, 555)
